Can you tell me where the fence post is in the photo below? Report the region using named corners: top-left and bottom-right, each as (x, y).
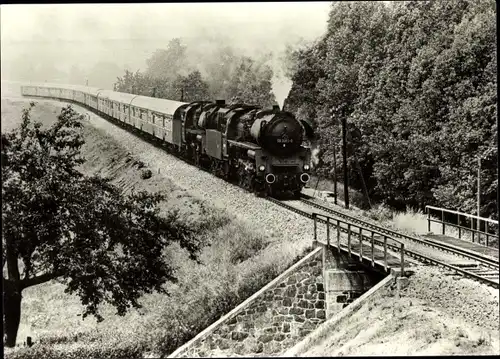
top-left (441, 210), bottom-right (445, 235)
top-left (383, 236), bottom-right (388, 272)
top-left (400, 243), bottom-right (405, 277)
top-left (313, 213), bottom-right (317, 242)
top-left (371, 232), bottom-right (375, 266)
top-left (347, 224), bottom-right (352, 256)
top-left (326, 217), bottom-right (330, 246)
top-left (359, 228), bottom-right (363, 261)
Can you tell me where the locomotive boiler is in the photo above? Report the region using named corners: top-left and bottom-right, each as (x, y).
top-left (184, 101), bottom-right (313, 197)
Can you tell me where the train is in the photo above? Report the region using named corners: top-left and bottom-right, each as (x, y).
top-left (20, 83), bottom-right (314, 197)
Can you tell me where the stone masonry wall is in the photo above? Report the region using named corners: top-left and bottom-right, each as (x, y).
top-left (171, 244), bottom-right (384, 358)
top-left (174, 249), bottom-right (325, 357)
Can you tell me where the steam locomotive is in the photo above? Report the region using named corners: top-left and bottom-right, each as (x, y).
top-left (20, 83), bottom-right (314, 197)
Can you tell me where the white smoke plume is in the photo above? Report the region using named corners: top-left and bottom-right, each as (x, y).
top-left (310, 140), bottom-right (321, 169)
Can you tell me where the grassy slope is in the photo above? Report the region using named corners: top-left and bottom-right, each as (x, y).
top-left (2, 98), bottom-right (309, 357)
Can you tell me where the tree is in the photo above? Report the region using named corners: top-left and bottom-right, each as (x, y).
top-left (145, 38), bottom-right (190, 81)
top-left (171, 70), bottom-right (210, 102)
top-left (2, 104), bottom-right (202, 347)
top-left (287, 0), bottom-right (496, 214)
top-left (219, 56), bottom-right (276, 107)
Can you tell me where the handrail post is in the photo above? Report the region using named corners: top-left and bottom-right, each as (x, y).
top-left (477, 218), bottom-right (480, 244)
top-left (458, 214), bottom-right (461, 239)
top-left (336, 219), bottom-right (341, 251)
top-left (371, 232), bottom-right (375, 267)
top-left (441, 210), bottom-right (445, 235)
top-left (359, 228), bottom-right (363, 261)
top-left (347, 224), bottom-right (352, 256)
top-left (478, 219), bottom-right (482, 245)
top-left (427, 207), bottom-right (430, 232)
top-left (400, 243), bottom-right (405, 276)
top-left (470, 216), bottom-right (475, 242)
top-left (313, 213), bottom-right (317, 243)
top-left (326, 217), bottom-right (330, 246)
top-left (383, 236), bottom-right (388, 272)
top-left (485, 222), bottom-right (489, 247)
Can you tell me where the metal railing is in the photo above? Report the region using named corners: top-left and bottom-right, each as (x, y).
top-left (426, 205), bottom-right (499, 247)
top-left (312, 212), bottom-right (405, 276)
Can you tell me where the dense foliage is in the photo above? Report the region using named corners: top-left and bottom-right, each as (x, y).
top-left (2, 104), bottom-right (201, 347)
top-left (286, 0), bottom-right (497, 217)
top-left (114, 38), bottom-right (276, 107)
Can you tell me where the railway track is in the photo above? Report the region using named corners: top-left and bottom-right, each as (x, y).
top-left (266, 196), bottom-right (500, 289)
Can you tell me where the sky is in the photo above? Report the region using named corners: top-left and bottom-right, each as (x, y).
top-left (0, 2), bottom-right (332, 104)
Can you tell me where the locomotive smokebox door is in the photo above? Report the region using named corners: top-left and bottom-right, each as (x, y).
top-left (206, 129), bottom-right (223, 160)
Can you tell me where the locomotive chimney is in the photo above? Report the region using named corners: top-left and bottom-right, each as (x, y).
top-left (273, 105), bottom-right (280, 111)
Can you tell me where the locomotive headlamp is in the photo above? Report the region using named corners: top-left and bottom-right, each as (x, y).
top-left (258, 165), bottom-right (265, 171)
top-left (303, 164), bottom-right (310, 171)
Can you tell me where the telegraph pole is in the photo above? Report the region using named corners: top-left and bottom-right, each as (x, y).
top-left (332, 141), bottom-right (338, 205)
top-left (342, 117), bottom-right (349, 209)
top-left (477, 157), bottom-right (481, 230)
top-left (330, 112), bottom-right (338, 205)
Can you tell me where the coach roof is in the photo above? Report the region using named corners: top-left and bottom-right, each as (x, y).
top-left (131, 95), bottom-right (187, 116)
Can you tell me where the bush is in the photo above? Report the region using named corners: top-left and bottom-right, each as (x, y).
top-left (5, 343), bottom-right (145, 359)
top-left (366, 204), bottom-right (394, 222)
top-left (141, 169), bottom-right (152, 179)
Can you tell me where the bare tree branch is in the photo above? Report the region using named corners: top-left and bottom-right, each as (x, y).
top-left (20, 271), bottom-right (62, 290)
